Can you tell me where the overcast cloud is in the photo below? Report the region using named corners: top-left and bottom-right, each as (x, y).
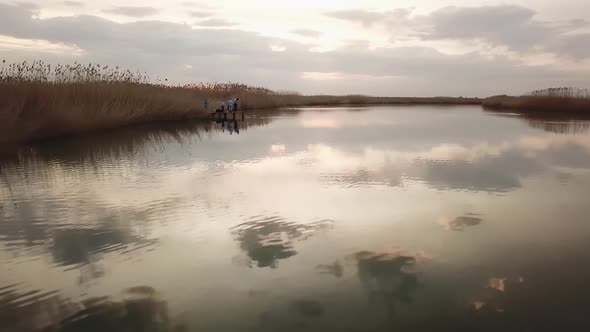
top-left (63, 1), bottom-right (84, 7)
top-left (0, 1), bottom-right (589, 96)
top-left (102, 6), bottom-right (160, 18)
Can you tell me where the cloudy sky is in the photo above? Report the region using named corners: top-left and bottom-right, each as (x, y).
top-left (1, 0), bottom-right (589, 96)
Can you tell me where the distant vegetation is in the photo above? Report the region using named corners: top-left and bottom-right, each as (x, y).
top-left (0, 60), bottom-right (266, 144)
top-left (483, 87), bottom-right (590, 113)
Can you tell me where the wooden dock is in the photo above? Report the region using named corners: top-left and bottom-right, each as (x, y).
top-left (210, 111), bottom-right (245, 121)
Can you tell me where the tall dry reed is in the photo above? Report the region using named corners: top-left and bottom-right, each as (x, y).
top-left (483, 87), bottom-right (590, 113)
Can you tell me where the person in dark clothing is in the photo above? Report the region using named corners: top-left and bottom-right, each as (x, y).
top-left (234, 98), bottom-right (239, 112)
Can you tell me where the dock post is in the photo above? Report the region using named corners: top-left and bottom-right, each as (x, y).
top-left (233, 112), bottom-right (236, 120)
top-left (224, 113), bottom-right (227, 120)
top-left (242, 112), bottom-right (245, 121)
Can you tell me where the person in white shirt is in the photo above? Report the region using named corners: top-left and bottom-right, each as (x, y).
top-left (227, 99), bottom-right (234, 112)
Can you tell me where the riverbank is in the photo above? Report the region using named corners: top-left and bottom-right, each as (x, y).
top-left (0, 61), bottom-right (483, 144)
top-left (0, 81), bottom-right (482, 144)
top-left (483, 88), bottom-right (590, 113)
top-left (6, 61), bottom-right (588, 145)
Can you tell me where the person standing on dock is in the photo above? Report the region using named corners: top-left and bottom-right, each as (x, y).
top-left (203, 99), bottom-right (209, 111)
top-left (228, 98), bottom-right (235, 112)
top-left (234, 98), bottom-right (239, 112)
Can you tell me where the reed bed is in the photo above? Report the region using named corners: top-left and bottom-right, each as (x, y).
top-left (482, 87), bottom-right (590, 113)
top-left (1, 60), bottom-right (482, 143)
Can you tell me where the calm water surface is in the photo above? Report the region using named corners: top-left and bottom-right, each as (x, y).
top-left (2, 106), bottom-right (590, 331)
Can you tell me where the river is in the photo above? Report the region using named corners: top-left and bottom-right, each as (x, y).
top-left (2, 106), bottom-right (590, 331)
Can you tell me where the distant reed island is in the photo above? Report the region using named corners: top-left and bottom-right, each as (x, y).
top-left (483, 87), bottom-right (590, 113)
top-left (1, 60), bottom-right (588, 144)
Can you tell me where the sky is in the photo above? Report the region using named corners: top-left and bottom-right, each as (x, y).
top-left (0, 0), bottom-right (589, 96)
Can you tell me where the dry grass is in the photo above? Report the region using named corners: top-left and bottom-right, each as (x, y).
top-left (1, 60), bottom-right (480, 144)
top-left (483, 87), bottom-right (590, 113)
top-left (0, 61), bottom-right (208, 143)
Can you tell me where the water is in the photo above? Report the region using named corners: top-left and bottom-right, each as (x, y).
top-left (2, 106), bottom-right (590, 331)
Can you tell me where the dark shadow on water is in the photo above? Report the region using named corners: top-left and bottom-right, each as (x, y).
top-left (0, 285), bottom-right (186, 332)
top-left (528, 120), bottom-right (590, 135)
top-left (0, 200), bottom-right (158, 284)
top-left (0, 116), bottom-right (273, 164)
top-left (353, 251), bottom-right (419, 320)
top-left (316, 261), bottom-right (344, 278)
top-left (289, 299), bottom-right (325, 318)
top-left (51, 227), bottom-right (129, 266)
top-left (440, 215), bottom-right (484, 231)
top-left (231, 215), bottom-right (333, 269)
top-left (50, 223), bottom-right (156, 281)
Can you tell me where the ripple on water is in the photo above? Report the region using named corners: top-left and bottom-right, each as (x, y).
top-left (231, 215), bottom-right (334, 269)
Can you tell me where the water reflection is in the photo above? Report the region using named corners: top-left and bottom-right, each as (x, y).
top-left (488, 109), bottom-right (590, 135)
top-left (487, 277), bottom-right (507, 292)
top-left (258, 299), bottom-right (327, 331)
top-left (0, 285), bottom-right (184, 332)
top-left (439, 214), bottom-right (484, 231)
top-left (353, 251), bottom-right (420, 319)
top-left (215, 119), bottom-right (241, 135)
top-left (0, 200), bottom-right (50, 248)
top-left (58, 286), bottom-right (180, 332)
top-left (232, 215), bottom-right (333, 268)
top-left (528, 120), bottom-right (590, 135)
top-left (2, 106), bottom-right (590, 331)
top-left (320, 162), bottom-right (403, 188)
top-left (0, 285), bottom-right (72, 332)
top-left (316, 261), bottom-right (343, 278)
top-left (289, 299), bottom-right (325, 318)
top-left (52, 226), bottom-right (136, 266)
top-left (0, 116), bottom-right (272, 164)
top-left (0, 199), bottom-right (158, 285)
top-left (1, 202), bottom-right (157, 258)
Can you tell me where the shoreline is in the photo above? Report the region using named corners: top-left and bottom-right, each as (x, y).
top-left (0, 80), bottom-right (482, 145)
top-left (483, 93), bottom-right (590, 114)
top-left (6, 95), bottom-right (590, 146)
top-left (2, 61), bottom-right (589, 146)
top-left (5, 91), bottom-right (590, 146)
top-left (0, 100), bottom-right (481, 146)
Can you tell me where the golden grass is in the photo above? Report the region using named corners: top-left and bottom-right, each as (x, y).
top-left (1, 60), bottom-right (483, 143)
top-left (482, 87), bottom-right (590, 113)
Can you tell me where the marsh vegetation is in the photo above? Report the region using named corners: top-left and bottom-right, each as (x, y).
top-left (483, 87), bottom-right (590, 113)
top-left (2, 60), bottom-right (588, 144)
top-left (1, 61), bottom-right (481, 143)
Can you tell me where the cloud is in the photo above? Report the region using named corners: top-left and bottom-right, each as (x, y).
top-left (550, 34), bottom-right (590, 59)
top-left (292, 29), bottom-right (321, 38)
top-left (63, 1), bottom-right (84, 7)
top-left (193, 18), bottom-right (236, 27)
top-left (324, 9), bottom-right (411, 27)
top-left (423, 5), bottom-right (590, 59)
top-left (424, 5), bottom-right (548, 50)
top-left (568, 19), bottom-right (589, 29)
top-left (190, 11), bottom-right (213, 18)
top-left (326, 5), bottom-right (590, 60)
top-left (102, 6), bottom-right (159, 18)
top-left (324, 9), bottom-right (385, 26)
top-left (0, 3), bottom-right (588, 96)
